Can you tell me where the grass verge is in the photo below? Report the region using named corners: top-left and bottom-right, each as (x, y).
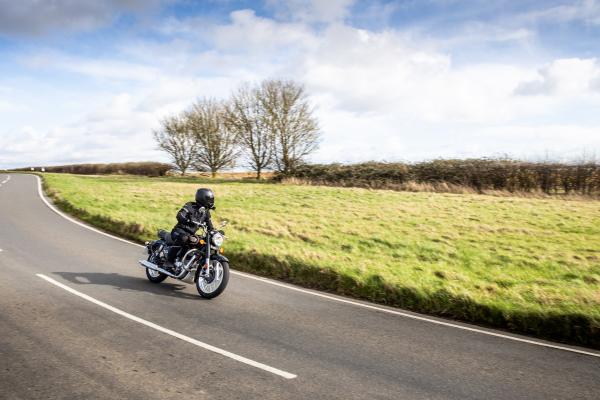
top-left (39, 173), bottom-right (600, 348)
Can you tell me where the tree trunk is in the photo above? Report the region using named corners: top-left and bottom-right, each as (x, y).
top-left (256, 167), bottom-right (262, 180)
top-left (211, 170), bottom-right (217, 178)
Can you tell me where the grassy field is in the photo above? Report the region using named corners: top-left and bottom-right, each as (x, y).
top-left (41, 173), bottom-right (600, 347)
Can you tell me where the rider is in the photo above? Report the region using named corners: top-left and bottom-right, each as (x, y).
top-left (169, 188), bottom-right (215, 262)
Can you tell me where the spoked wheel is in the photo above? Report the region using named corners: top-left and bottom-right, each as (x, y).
top-left (196, 260), bottom-right (229, 299)
top-left (145, 255), bottom-right (168, 283)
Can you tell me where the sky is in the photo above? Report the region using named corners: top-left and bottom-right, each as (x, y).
top-left (1, 0), bottom-right (600, 169)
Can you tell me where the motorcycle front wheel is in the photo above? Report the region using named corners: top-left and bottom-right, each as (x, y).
top-left (196, 260), bottom-right (229, 299)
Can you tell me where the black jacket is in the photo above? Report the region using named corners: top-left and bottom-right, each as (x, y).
top-left (174, 202), bottom-right (214, 235)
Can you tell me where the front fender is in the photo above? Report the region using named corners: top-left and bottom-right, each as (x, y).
top-left (210, 253), bottom-right (229, 263)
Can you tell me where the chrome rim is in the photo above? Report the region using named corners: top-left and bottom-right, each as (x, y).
top-left (147, 267), bottom-right (161, 278)
top-left (198, 261), bottom-right (224, 294)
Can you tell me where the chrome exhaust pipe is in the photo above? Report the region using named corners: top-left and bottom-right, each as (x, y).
top-left (139, 259), bottom-right (180, 278)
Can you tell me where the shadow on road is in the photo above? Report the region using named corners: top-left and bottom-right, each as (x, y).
top-left (52, 271), bottom-right (204, 300)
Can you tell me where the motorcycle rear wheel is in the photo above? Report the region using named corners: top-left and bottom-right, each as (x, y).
top-left (145, 255), bottom-right (168, 283)
top-left (196, 260), bottom-right (229, 299)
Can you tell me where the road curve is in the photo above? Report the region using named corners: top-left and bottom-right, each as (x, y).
top-left (0, 173), bottom-right (598, 399)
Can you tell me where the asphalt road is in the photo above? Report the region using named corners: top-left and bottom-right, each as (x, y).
top-left (0, 173), bottom-right (599, 400)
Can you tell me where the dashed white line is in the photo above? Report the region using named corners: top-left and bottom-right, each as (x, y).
top-left (31, 174), bottom-right (600, 359)
top-left (36, 273), bottom-right (297, 379)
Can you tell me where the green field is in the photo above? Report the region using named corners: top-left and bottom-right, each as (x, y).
top-left (41, 173), bottom-right (600, 347)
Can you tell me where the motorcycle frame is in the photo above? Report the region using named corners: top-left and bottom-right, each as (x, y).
top-left (145, 229), bottom-right (229, 283)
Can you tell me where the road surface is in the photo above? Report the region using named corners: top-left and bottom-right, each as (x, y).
top-left (0, 173), bottom-right (598, 399)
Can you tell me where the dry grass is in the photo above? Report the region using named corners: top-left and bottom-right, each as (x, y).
top-left (280, 177), bottom-right (600, 199)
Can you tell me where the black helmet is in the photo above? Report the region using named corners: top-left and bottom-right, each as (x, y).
top-left (195, 188), bottom-right (215, 208)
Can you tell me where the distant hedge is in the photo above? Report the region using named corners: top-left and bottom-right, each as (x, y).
top-left (281, 159), bottom-right (600, 195)
top-left (16, 162), bottom-right (172, 177)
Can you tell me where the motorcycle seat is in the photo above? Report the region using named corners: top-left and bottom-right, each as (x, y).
top-left (158, 229), bottom-right (174, 245)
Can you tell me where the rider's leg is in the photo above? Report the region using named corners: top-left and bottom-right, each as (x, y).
top-left (170, 228), bottom-right (189, 263)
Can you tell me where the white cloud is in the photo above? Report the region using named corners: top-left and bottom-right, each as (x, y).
top-left (300, 24), bottom-right (544, 126)
top-left (0, 60), bottom-right (239, 167)
top-left (0, 93), bottom-right (163, 167)
top-left (266, 0), bottom-right (355, 23)
top-left (0, 0), bottom-right (161, 36)
top-left (515, 58), bottom-right (600, 96)
top-left (21, 52), bottom-right (161, 82)
top-left (430, 24), bottom-right (536, 48)
top-left (522, 0), bottom-right (600, 26)
top-left (2, 5), bottom-right (600, 168)
top-left (212, 9), bottom-right (316, 52)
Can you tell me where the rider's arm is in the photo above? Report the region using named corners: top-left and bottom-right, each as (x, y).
top-left (205, 210), bottom-right (215, 231)
top-left (176, 203), bottom-right (192, 224)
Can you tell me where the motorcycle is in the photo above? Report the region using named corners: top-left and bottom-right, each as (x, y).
top-left (138, 220), bottom-right (230, 298)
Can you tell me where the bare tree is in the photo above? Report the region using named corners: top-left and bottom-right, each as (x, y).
top-left (224, 84), bottom-right (273, 179)
top-left (153, 113), bottom-right (198, 175)
top-left (260, 79), bottom-right (320, 175)
top-left (187, 98), bottom-right (238, 178)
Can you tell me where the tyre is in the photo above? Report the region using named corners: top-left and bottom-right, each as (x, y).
top-left (145, 255), bottom-right (168, 283)
top-left (196, 260), bottom-right (229, 299)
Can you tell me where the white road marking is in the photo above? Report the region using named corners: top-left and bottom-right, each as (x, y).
top-left (1, 175), bottom-right (10, 184)
top-left (232, 271), bottom-right (600, 358)
top-left (36, 273), bottom-right (297, 379)
top-left (32, 174), bottom-right (600, 359)
top-left (35, 175), bottom-right (140, 247)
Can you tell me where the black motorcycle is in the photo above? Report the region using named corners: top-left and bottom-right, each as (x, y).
top-left (139, 220), bottom-right (230, 298)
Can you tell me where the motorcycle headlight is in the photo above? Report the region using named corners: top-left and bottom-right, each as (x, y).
top-left (211, 232), bottom-right (224, 248)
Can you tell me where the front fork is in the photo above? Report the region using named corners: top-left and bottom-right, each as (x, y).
top-left (195, 231), bottom-right (229, 281)
top-left (195, 231), bottom-right (212, 280)
top-left (204, 231), bottom-right (211, 269)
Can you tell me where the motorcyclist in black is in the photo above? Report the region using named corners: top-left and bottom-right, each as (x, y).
top-left (169, 188), bottom-right (215, 262)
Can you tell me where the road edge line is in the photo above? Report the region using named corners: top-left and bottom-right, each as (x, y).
top-left (35, 175), bottom-right (142, 247)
